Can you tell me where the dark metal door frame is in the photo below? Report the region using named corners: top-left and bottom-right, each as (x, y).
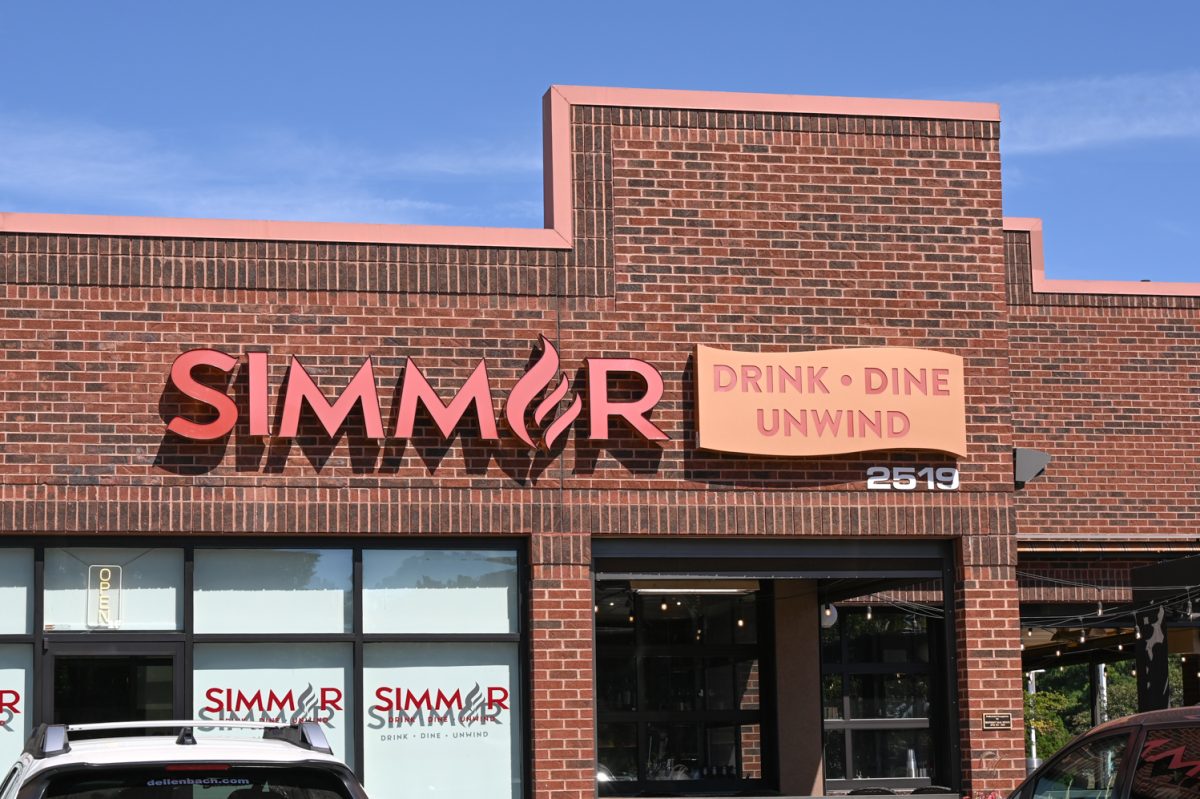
top-left (40, 639), bottom-right (187, 724)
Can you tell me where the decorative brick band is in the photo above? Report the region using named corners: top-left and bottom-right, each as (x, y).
top-left (0, 484), bottom-right (1013, 537)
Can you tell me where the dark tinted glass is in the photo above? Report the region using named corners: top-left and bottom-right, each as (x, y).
top-left (850, 728), bottom-right (935, 780)
top-left (597, 654), bottom-right (637, 712)
top-left (42, 766), bottom-right (356, 799)
top-left (641, 595), bottom-right (757, 646)
top-left (598, 722), bottom-right (638, 783)
top-left (1131, 725), bottom-right (1200, 799)
top-left (1031, 733), bottom-right (1127, 799)
top-left (54, 656), bottom-right (174, 734)
top-left (845, 608), bottom-right (929, 664)
top-left (848, 674), bottom-right (930, 719)
top-left (823, 730), bottom-right (846, 780)
top-left (643, 723), bottom-right (746, 781)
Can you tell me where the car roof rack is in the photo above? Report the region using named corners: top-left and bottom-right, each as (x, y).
top-left (24, 721), bottom-right (333, 759)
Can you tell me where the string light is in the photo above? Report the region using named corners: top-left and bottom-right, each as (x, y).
top-left (867, 605), bottom-right (873, 621)
top-left (737, 618), bottom-right (745, 628)
top-left (1055, 649), bottom-right (1061, 657)
top-left (824, 604), bottom-right (833, 617)
top-left (1079, 631), bottom-right (1087, 644)
top-left (1097, 601), bottom-right (1104, 617)
top-left (661, 602), bottom-right (668, 611)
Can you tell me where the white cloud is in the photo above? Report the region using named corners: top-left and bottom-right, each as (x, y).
top-left (980, 70), bottom-right (1200, 155)
top-left (0, 110), bottom-right (541, 223)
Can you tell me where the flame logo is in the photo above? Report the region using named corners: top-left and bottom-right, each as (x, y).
top-left (290, 683), bottom-right (317, 725)
top-left (505, 335), bottom-right (582, 449)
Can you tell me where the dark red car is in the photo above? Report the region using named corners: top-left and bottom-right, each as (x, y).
top-left (1009, 707), bottom-right (1200, 799)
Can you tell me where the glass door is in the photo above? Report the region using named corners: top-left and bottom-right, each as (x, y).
top-left (41, 641), bottom-right (185, 728)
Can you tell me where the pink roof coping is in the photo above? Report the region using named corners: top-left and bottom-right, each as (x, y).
top-left (1004, 217), bottom-right (1199, 297)
top-left (0, 85), bottom-right (995, 251)
top-left (2, 83), bottom-right (1192, 297)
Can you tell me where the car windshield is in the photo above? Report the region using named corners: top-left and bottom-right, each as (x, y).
top-left (35, 765), bottom-right (357, 799)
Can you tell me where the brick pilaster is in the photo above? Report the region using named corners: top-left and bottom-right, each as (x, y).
top-left (530, 532), bottom-right (595, 799)
top-left (956, 535), bottom-right (1026, 798)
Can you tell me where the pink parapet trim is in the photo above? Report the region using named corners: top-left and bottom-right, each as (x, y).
top-left (553, 84), bottom-right (1000, 122)
top-left (2, 85), bottom-right (999, 248)
top-left (544, 88), bottom-right (574, 242)
top-left (1004, 216), bottom-right (1200, 297)
top-left (0, 211), bottom-right (571, 250)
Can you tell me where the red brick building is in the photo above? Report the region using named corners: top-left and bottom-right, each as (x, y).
top-left (1, 85), bottom-right (1198, 798)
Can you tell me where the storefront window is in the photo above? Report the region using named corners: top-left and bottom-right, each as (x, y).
top-left (44, 548), bottom-right (183, 631)
top-left (363, 643), bottom-right (520, 799)
top-left (848, 674), bottom-right (930, 719)
top-left (0, 550), bottom-right (32, 635)
top-left (0, 542), bottom-right (523, 788)
top-left (0, 645), bottom-right (32, 768)
top-left (850, 729), bottom-right (934, 779)
top-left (193, 643), bottom-right (354, 767)
top-left (595, 583), bottom-right (766, 794)
top-left (362, 549), bottom-right (517, 634)
top-left (194, 549), bottom-right (352, 634)
top-left (822, 605), bottom-right (940, 791)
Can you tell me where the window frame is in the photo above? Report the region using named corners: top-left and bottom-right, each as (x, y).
top-left (0, 536), bottom-right (528, 795)
top-left (593, 580), bottom-right (774, 795)
top-left (1021, 728), bottom-right (1138, 799)
top-left (821, 604), bottom-right (944, 793)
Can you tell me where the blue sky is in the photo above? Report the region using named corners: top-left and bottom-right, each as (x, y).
top-left (1, 2), bottom-right (1196, 281)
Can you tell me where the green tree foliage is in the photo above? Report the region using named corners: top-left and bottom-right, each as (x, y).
top-left (1023, 655), bottom-right (1190, 760)
top-left (1024, 688), bottom-right (1073, 761)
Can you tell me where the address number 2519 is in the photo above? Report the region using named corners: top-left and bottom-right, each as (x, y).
top-left (866, 466), bottom-right (960, 491)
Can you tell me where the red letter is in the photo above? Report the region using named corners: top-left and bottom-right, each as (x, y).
top-left (405, 689), bottom-right (433, 711)
top-left (394, 359), bottom-right (499, 440)
top-left (203, 687), bottom-right (224, 713)
top-left (320, 687), bottom-right (344, 711)
top-left (278, 356), bottom-right (384, 438)
top-left (267, 690), bottom-right (295, 712)
top-left (248, 352), bottom-right (270, 436)
top-left (435, 689), bottom-right (463, 710)
top-left (167, 349), bottom-right (238, 440)
top-left (0, 690), bottom-right (18, 714)
top-left (235, 690), bottom-right (264, 712)
top-left (586, 358), bottom-right (668, 441)
top-left (931, 368), bottom-right (951, 396)
top-left (864, 367), bottom-right (887, 394)
top-left (713, 364), bottom-right (736, 392)
top-left (373, 686), bottom-right (394, 712)
top-left (486, 686), bottom-right (509, 711)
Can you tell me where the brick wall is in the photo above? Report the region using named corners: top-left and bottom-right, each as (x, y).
top-left (1006, 231), bottom-right (1200, 542)
top-left (0, 93), bottom-right (1052, 798)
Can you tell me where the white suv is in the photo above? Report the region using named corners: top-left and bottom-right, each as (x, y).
top-left (0, 721), bottom-right (369, 799)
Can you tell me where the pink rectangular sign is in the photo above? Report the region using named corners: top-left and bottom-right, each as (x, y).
top-left (695, 345), bottom-right (968, 457)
